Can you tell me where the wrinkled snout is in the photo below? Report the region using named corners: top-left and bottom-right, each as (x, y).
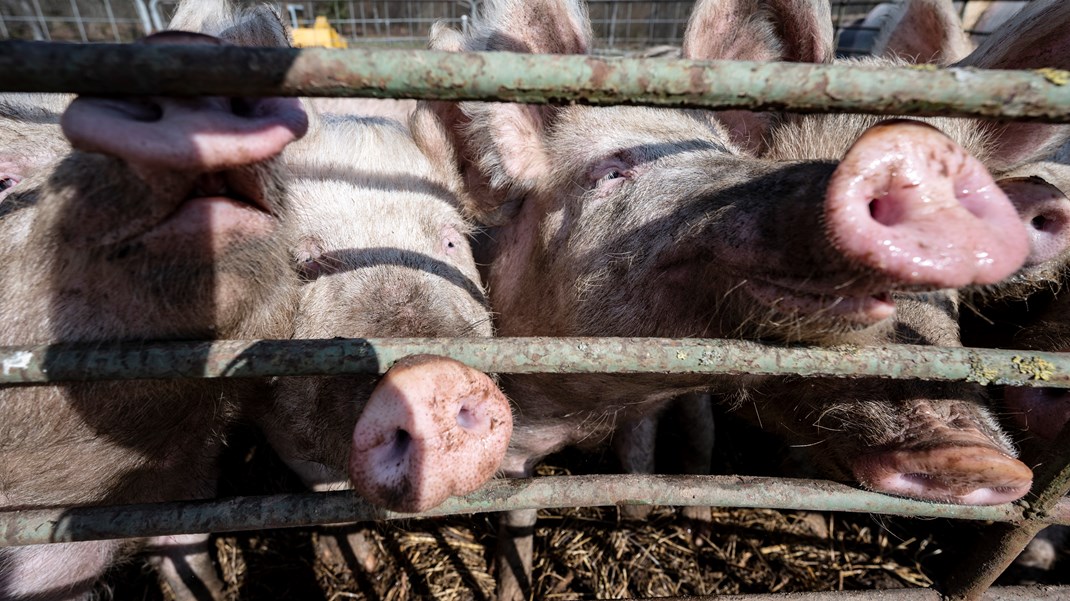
top-left (60, 31), bottom-right (308, 172)
top-left (850, 402), bottom-right (1033, 506)
top-left (996, 177), bottom-right (1070, 268)
top-left (349, 355), bottom-right (513, 512)
top-left (825, 119), bottom-right (1028, 288)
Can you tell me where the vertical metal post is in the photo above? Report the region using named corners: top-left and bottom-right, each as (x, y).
top-left (132, 0), bottom-right (153, 35)
top-left (607, 1), bottom-right (618, 49)
top-left (406, 0), bottom-right (414, 41)
top-left (0, 10), bottom-right (9, 39)
top-left (148, 0), bottom-right (166, 31)
top-left (68, 0), bottom-right (88, 42)
top-left (381, 0), bottom-right (390, 39)
top-left (940, 420), bottom-right (1070, 599)
top-left (102, 0), bottom-right (121, 42)
top-left (29, 0), bottom-right (50, 40)
top-left (359, 1), bottom-right (367, 38)
top-left (347, 1), bottom-right (356, 39)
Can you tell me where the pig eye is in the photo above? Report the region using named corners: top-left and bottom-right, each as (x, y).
top-left (590, 158), bottom-right (631, 188)
top-left (0, 175), bottom-right (21, 200)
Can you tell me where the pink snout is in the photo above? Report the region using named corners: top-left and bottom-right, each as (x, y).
top-left (996, 177), bottom-right (1070, 268)
top-left (825, 120), bottom-right (1029, 288)
top-left (853, 444), bottom-right (1033, 506)
top-left (60, 31), bottom-right (308, 172)
top-left (349, 355), bottom-right (513, 513)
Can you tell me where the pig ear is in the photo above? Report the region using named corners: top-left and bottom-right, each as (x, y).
top-left (469, 0), bottom-right (591, 55)
top-left (681, 0), bottom-right (832, 154)
top-left (681, 0), bottom-right (833, 64)
top-left (417, 0), bottom-right (591, 224)
top-left (168, 0), bottom-right (290, 47)
top-left (957, 1), bottom-right (1070, 170)
top-left (872, 0), bottom-right (972, 64)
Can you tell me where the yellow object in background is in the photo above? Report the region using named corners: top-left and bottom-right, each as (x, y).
top-left (292, 15), bottom-right (348, 49)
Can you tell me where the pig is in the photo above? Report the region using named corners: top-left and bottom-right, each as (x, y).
top-left (250, 104), bottom-right (513, 515)
top-left (741, 0), bottom-right (1070, 507)
top-left (839, 0), bottom-right (1027, 59)
top-left (870, 0), bottom-right (973, 63)
top-left (415, 0), bottom-right (1050, 597)
top-left (725, 290), bottom-right (1031, 506)
top-left (0, 2), bottom-right (309, 599)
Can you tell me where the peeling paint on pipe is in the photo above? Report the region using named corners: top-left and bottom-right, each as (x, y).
top-left (1, 338), bottom-right (1069, 387)
top-left (1, 43), bottom-right (1070, 121)
top-left (2, 475), bottom-right (1068, 547)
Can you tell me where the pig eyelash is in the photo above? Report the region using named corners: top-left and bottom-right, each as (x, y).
top-left (598, 170), bottom-right (625, 183)
top-left (589, 157), bottom-right (633, 188)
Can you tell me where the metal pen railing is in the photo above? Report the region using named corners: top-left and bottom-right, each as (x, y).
top-left (2, 41), bottom-right (1070, 600)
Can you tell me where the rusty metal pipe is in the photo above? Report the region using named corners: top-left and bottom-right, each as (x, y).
top-left (614, 587), bottom-right (1070, 600)
top-left (3, 475), bottom-right (1068, 547)
top-left (1, 338), bottom-right (1068, 386)
top-left (2, 42), bottom-right (1070, 121)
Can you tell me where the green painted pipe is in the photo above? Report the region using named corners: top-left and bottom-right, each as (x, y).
top-left (2, 42), bottom-right (1070, 121)
top-left (1, 338), bottom-right (1068, 387)
top-left (3, 474), bottom-right (1067, 547)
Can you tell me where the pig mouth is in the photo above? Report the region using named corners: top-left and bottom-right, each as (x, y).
top-left (180, 170), bottom-right (272, 215)
top-left (139, 169), bottom-right (276, 244)
top-left (743, 279), bottom-right (895, 325)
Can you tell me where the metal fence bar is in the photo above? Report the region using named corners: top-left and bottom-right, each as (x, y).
top-left (3, 43), bottom-right (1070, 122)
top-left (4, 475), bottom-right (1069, 547)
top-left (614, 588), bottom-right (1070, 601)
top-left (1, 338), bottom-right (1069, 386)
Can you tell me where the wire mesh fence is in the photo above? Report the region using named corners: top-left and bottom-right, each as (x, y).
top-left (0, 1), bottom-right (1034, 52)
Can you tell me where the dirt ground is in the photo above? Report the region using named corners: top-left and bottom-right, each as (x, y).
top-left (96, 413), bottom-right (1068, 601)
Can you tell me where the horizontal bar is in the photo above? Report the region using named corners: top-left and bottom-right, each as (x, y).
top-left (3, 475), bottom-right (1068, 547)
top-left (613, 588), bottom-right (1070, 601)
top-left (1, 338), bottom-right (1068, 386)
top-left (2, 43), bottom-right (1070, 121)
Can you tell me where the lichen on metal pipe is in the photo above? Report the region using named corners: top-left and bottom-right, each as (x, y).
top-left (2, 42), bottom-right (1070, 121)
top-left (0, 338), bottom-right (1065, 386)
top-left (1, 338), bottom-right (1069, 387)
top-left (3, 474), bottom-right (1069, 547)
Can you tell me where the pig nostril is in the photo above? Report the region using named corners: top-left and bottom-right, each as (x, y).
top-left (456, 406), bottom-right (477, 430)
top-left (1032, 214), bottom-right (1051, 232)
top-left (230, 97), bottom-right (255, 118)
top-left (868, 196), bottom-right (901, 227)
top-left (388, 428), bottom-right (412, 462)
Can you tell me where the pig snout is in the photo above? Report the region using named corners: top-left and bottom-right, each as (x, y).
top-left (349, 355), bottom-right (513, 512)
top-left (852, 417), bottom-right (1033, 505)
top-left (825, 119), bottom-right (1029, 289)
top-left (996, 177), bottom-right (1070, 268)
top-left (60, 31), bottom-right (308, 173)
top-left (1003, 387), bottom-right (1070, 442)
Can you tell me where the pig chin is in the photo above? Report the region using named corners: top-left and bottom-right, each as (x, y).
top-left (137, 168), bottom-right (281, 255)
top-left (743, 280), bottom-right (896, 328)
